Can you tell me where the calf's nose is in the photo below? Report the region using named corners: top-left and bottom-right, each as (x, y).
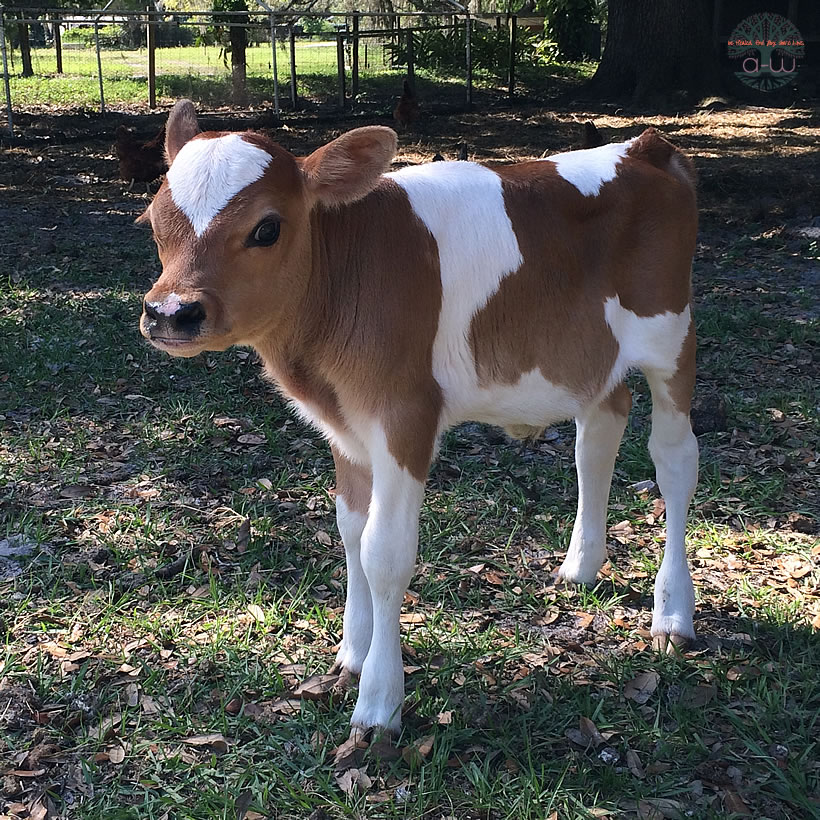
top-left (144, 298), bottom-right (206, 336)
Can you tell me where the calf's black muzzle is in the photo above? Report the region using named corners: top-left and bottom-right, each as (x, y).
top-left (142, 298), bottom-right (206, 340)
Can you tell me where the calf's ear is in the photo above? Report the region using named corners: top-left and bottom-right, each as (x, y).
top-left (165, 99), bottom-right (201, 164)
top-left (134, 204), bottom-right (152, 228)
top-left (301, 126), bottom-right (397, 207)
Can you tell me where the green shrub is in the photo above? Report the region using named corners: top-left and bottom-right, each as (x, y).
top-left (539, 0), bottom-right (599, 61)
top-left (300, 16), bottom-right (335, 35)
top-left (62, 24), bottom-right (122, 48)
top-left (385, 23), bottom-right (537, 76)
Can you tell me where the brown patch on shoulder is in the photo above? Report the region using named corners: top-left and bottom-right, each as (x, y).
top-left (382, 382), bottom-right (442, 482)
top-left (468, 165), bottom-right (619, 398)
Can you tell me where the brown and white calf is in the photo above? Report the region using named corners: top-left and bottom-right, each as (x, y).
top-left (140, 100), bottom-right (699, 733)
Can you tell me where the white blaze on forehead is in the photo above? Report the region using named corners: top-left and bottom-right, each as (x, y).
top-left (544, 139), bottom-right (634, 197)
top-left (387, 161), bottom-right (523, 412)
top-left (166, 133), bottom-right (272, 237)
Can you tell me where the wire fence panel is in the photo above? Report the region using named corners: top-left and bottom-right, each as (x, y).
top-left (1, 7), bottom-right (537, 127)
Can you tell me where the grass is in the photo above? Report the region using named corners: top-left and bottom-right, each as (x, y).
top-left (4, 43), bottom-right (593, 110)
top-left (8, 40), bottom-right (403, 108)
top-left (1, 106), bottom-right (819, 819)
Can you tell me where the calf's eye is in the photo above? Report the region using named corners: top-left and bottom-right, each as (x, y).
top-left (248, 219), bottom-right (281, 247)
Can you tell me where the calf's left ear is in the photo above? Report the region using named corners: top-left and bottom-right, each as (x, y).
top-left (301, 126), bottom-right (398, 207)
top-left (165, 99), bottom-right (201, 164)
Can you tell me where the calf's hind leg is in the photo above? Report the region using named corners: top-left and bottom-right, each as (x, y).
top-left (558, 383), bottom-right (631, 585)
top-left (644, 327), bottom-right (699, 651)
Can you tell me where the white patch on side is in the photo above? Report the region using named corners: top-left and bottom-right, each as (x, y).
top-left (449, 369), bottom-right (582, 431)
top-left (602, 295), bottom-right (691, 392)
top-left (166, 133), bottom-right (272, 237)
top-left (386, 161), bottom-right (523, 416)
top-left (544, 140), bottom-right (633, 197)
top-left (149, 292), bottom-right (182, 316)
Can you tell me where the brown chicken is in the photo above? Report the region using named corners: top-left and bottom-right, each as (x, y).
top-left (393, 79), bottom-right (419, 130)
top-left (115, 124), bottom-right (167, 192)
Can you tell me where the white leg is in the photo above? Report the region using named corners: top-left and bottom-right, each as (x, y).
top-left (558, 386), bottom-right (630, 585)
top-left (333, 496), bottom-right (372, 674)
top-left (331, 447), bottom-right (373, 675)
top-left (350, 445), bottom-right (424, 733)
top-left (646, 377), bottom-right (698, 645)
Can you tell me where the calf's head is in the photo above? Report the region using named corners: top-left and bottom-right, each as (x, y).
top-left (140, 100), bottom-right (397, 358)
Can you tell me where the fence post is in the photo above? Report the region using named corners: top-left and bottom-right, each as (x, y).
top-left (147, 6), bottom-right (156, 109)
top-left (336, 30), bottom-right (345, 109)
top-left (54, 12), bottom-right (63, 74)
top-left (507, 13), bottom-right (516, 99)
top-left (465, 14), bottom-right (472, 109)
top-left (95, 21), bottom-right (105, 113)
top-left (406, 28), bottom-right (414, 88)
top-left (351, 11), bottom-right (359, 100)
top-left (288, 23), bottom-right (297, 109)
top-left (0, 7), bottom-right (13, 134)
top-left (269, 13), bottom-right (280, 115)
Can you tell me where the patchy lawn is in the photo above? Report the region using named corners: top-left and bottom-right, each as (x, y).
top-left (0, 98), bottom-right (818, 820)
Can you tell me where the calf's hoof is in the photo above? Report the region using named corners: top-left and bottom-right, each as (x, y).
top-left (350, 699), bottom-right (402, 736)
top-left (555, 561), bottom-right (602, 587)
top-left (652, 633), bottom-right (690, 654)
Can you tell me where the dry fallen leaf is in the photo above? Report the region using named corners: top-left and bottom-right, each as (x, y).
top-left (579, 716), bottom-right (605, 748)
top-left (402, 734), bottom-right (435, 766)
top-left (247, 604), bottom-right (265, 623)
top-left (575, 611), bottom-right (595, 630)
top-left (236, 518), bottom-right (251, 552)
top-left (723, 790), bottom-right (752, 816)
top-left (333, 735), bottom-right (368, 770)
top-left (60, 483), bottom-right (96, 499)
top-left (682, 683), bottom-right (717, 708)
top-left (335, 766), bottom-right (372, 796)
top-left (626, 748), bottom-right (646, 779)
top-left (293, 673), bottom-right (340, 701)
top-left (28, 801), bottom-right (48, 820)
top-left (624, 671), bottom-right (659, 705)
top-left (268, 698), bottom-right (302, 716)
top-left (182, 733), bottom-right (229, 754)
top-left (237, 433), bottom-right (266, 446)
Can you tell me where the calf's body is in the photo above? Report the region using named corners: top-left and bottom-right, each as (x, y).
top-left (141, 101), bottom-right (699, 732)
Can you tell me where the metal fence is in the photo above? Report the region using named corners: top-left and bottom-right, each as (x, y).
top-left (1, 6), bottom-right (537, 131)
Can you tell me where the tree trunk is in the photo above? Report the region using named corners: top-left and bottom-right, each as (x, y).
top-left (18, 13), bottom-right (34, 77)
top-left (586, 0), bottom-right (720, 103)
top-left (229, 16), bottom-right (247, 105)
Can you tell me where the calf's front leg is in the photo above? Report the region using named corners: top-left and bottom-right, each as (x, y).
top-left (331, 447), bottom-right (373, 679)
top-left (349, 444), bottom-right (425, 734)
